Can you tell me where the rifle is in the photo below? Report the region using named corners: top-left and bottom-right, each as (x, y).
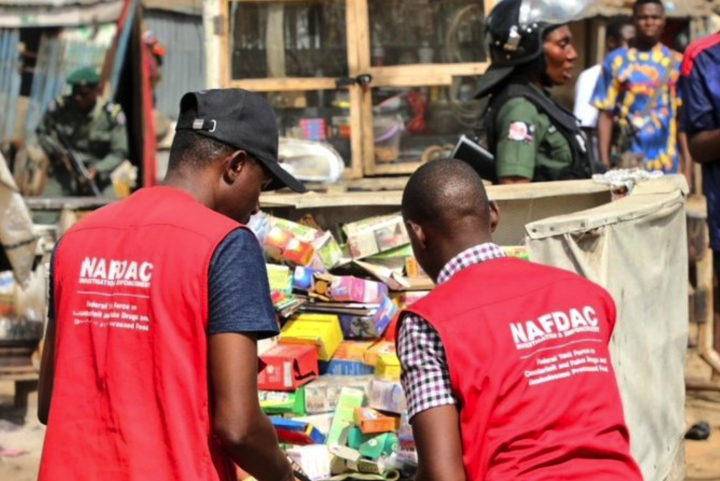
top-left (53, 128), bottom-right (102, 197)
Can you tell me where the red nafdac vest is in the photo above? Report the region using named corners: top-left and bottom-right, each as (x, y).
top-left (403, 258), bottom-right (642, 481)
top-left (39, 187), bottom-right (242, 481)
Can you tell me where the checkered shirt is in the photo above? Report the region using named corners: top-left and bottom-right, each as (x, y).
top-left (397, 243), bottom-right (506, 420)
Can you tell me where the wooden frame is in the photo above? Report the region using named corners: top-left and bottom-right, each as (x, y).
top-left (221, 0), bottom-right (496, 178)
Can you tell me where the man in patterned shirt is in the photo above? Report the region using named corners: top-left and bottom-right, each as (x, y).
top-left (592, 0), bottom-right (691, 179)
top-left (397, 159), bottom-right (642, 481)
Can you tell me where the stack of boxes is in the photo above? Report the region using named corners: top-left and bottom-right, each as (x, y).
top-left (244, 210), bottom-right (529, 480)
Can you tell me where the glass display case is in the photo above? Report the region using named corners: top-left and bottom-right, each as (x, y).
top-left (224, 0), bottom-right (495, 178)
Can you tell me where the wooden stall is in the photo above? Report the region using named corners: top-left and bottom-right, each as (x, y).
top-left (220, 0), bottom-right (494, 178)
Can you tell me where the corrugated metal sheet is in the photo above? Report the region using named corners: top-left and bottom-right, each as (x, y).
top-left (0, 29), bottom-right (21, 140)
top-left (145, 9), bottom-right (207, 119)
top-left (0, 25), bottom-right (115, 142)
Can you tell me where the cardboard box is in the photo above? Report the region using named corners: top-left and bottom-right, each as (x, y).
top-left (363, 340), bottom-right (396, 367)
top-left (268, 216), bottom-right (343, 269)
top-left (266, 264), bottom-right (292, 294)
top-left (265, 225), bottom-right (316, 267)
top-left (259, 388), bottom-right (306, 415)
top-left (304, 376), bottom-right (372, 414)
top-left (375, 353), bottom-right (401, 381)
top-left (340, 296), bottom-right (398, 339)
top-left (503, 245), bottom-right (529, 260)
top-left (258, 344), bottom-right (318, 391)
top-left (392, 290), bottom-right (431, 309)
top-left (343, 214), bottom-right (410, 259)
top-left (368, 379), bottom-right (407, 414)
top-left (327, 387), bottom-right (365, 446)
top-left (293, 266), bottom-right (320, 292)
top-left (292, 413), bottom-right (335, 437)
top-left (271, 417), bottom-right (326, 445)
top-left (334, 340), bottom-right (376, 361)
top-left (280, 314), bottom-right (344, 362)
top-left (319, 360), bottom-right (375, 376)
top-left (286, 445), bottom-right (332, 481)
top-left (358, 433), bottom-right (399, 460)
top-left (330, 276), bottom-right (388, 304)
top-left (354, 408), bottom-right (397, 434)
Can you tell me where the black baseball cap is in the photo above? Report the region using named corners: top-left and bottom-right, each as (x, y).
top-left (176, 89), bottom-right (307, 193)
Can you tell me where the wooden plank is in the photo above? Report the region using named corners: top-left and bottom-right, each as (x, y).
top-left (368, 62), bottom-right (489, 79)
top-left (348, 85), bottom-right (364, 178)
top-left (372, 162), bottom-right (421, 175)
top-left (228, 78), bottom-right (339, 91)
top-left (220, 0), bottom-right (230, 87)
top-left (304, 176), bottom-right (409, 192)
top-left (266, 4), bottom-right (287, 78)
top-left (229, 0), bottom-right (342, 2)
top-left (259, 180), bottom-right (613, 208)
top-left (370, 74), bottom-right (453, 87)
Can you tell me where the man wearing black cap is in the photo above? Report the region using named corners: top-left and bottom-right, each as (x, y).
top-left (38, 89), bottom-right (307, 481)
top-left (36, 66), bottom-right (129, 200)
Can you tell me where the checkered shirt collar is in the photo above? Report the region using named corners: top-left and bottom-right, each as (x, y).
top-left (436, 243), bottom-right (506, 285)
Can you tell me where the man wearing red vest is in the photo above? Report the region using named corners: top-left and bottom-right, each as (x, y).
top-left (37, 89), bottom-right (307, 481)
top-left (397, 159), bottom-right (643, 481)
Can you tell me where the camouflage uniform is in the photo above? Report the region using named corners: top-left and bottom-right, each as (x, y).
top-left (36, 95), bottom-right (128, 198)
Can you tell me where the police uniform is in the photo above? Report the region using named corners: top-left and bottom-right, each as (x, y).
top-left (492, 87), bottom-right (575, 180)
top-left (36, 67), bottom-right (128, 198)
top-left (474, 0), bottom-right (596, 182)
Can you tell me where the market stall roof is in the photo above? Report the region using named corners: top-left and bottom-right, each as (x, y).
top-left (580, 0), bottom-right (712, 18)
top-left (143, 0), bottom-right (202, 15)
top-left (0, 0), bottom-right (123, 28)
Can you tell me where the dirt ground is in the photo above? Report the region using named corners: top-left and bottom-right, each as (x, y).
top-left (1, 354), bottom-right (719, 481)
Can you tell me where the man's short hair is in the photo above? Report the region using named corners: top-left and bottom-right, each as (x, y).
top-left (633, 0), bottom-right (664, 14)
top-left (402, 158), bottom-right (490, 227)
top-left (168, 107), bottom-right (236, 172)
top-left (606, 16), bottom-right (632, 42)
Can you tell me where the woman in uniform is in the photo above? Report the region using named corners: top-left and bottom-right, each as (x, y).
top-left (477, 0), bottom-right (598, 184)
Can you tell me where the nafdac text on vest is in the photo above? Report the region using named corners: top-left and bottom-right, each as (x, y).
top-left (510, 306), bottom-right (601, 350)
top-left (80, 257), bottom-right (154, 288)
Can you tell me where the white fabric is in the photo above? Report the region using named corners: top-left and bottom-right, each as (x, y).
top-left (526, 176), bottom-right (689, 481)
top-left (574, 64), bottom-right (602, 128)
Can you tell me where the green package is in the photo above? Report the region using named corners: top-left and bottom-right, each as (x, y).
top-left (259, 388), bottom-right (306, 415)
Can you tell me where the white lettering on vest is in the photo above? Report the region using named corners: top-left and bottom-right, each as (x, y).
top-left (509, 305), bottom-right (603, 350)
top-left (78, 257), bottom-right (155, 288)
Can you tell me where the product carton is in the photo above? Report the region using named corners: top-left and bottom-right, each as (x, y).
top-left (358, 433), bottom-right (399, 460)
top-left (267, 216), bottom-right (343, 269)
top-left (339, 296), bottom-right (398, 339)
top-left (363, 340), bottom-right (396, 367)
top-left (326, 387), bottom-right (365, 446)
top-left (265, 225), bottom-right (316, 267)
top-left (286, 445), bottom-right (332, 481)
top-left (258, 344), bottom-right (318, 391)
top-left (280, 314), bottom-right (344, 362)
top-left (271, 417), bottom-right (326, 445)
top-left (293, 266), bottom-right (320, 292)
top-left (343, 214), bottom-right (410, 259)
top-left (375, 353), bottom-right (401, 382)
top-left (292, 413), bottom-right (335, 437)
top-left (353, 407), bottom-right (397, 434)
top-left (368, 379), bottom-right (407, 414)
top-left (259, 388), bottom-right (306, 415)
top-left (304, 376), bottom-right (372, 414)
top-left (329, 276), bottom-right (387, 304)
top-left (319, 341), bottom-right (375, 376)
top-left (266, 264), bottom-right (292, 294)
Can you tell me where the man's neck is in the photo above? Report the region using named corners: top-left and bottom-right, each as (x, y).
top-left (633, 38), bottom-right (660, 51)
top-left (163, 172), bottom-right (215, 210)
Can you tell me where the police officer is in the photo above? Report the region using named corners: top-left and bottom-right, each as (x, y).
top-left (477, 0), bottom-right (597, 184)
top-left (36, 66), bottom-right (129, 198)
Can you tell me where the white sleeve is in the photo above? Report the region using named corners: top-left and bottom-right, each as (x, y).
top-left (573, 66), bottom-right (601, 128)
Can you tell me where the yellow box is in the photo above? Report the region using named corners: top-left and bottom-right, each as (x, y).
top-left (375, 353), bottom-right (401, 381)
top-left (334, 341), bottom-right (375, 362)
top-left (280, 314), bottom-right (344, 362)
top-left (363, 340), bottom-right (396, 367)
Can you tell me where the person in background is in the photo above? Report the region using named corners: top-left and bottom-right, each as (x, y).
top-left (574, 16), bottom-right (635, 157)
top-left (37, 89), bottom-right (307, 481)
top-left (476, 0), bottom-right (596, 184)
top-left (681, 31), bottom-right (720, 359)
top-left (36, 66), bottom-right (128, 198)
top-left (592, 0), bottom-right (692, 183)
top-left (396, 158), bottom-right (643, 481)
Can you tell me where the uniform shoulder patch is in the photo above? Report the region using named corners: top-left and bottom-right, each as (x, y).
top-left (507, 121), bottom-right (534, 143)
top-left (105, 102), bottom-right (126, 125)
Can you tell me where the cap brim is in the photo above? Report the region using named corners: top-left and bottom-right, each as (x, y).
top-left (474, 64), bottom-right (516, 99)
top-left (259, 157), bottom-right (308, 193)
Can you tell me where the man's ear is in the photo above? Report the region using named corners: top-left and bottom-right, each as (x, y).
top-left (406, 220), bottom-right (427, 250)
top-left (224, 150), bottom-right (248, 184)
top-left (489, 201), bottom-right (500, 233)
